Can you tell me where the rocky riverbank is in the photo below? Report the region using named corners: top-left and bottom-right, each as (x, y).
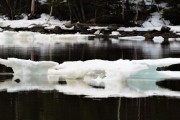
top-left (1, 23), bottom-right (180, 44)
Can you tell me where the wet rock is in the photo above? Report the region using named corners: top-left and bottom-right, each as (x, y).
top-left (161, 38), bottom-right (169, 45)
top-left (108, 24), bottom-right (119, 31)
top-left (52, 26), bottom-right (62, 34)
top-left (161, 26), bottom-right (171, 33)
top-left (74, 23), bottom-right (89, 33)
top-left (64, 23), bottom-right (74, 28)
top-left (14, 79), bottom-right (21, 83)
top-left (31, 26), bottom-right (45, 33)
top-left (144, 33), bottom-right (154, 40)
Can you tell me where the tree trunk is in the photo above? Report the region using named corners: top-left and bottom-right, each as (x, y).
top-left (121, 0), bottom-right (125, 21)
top-left (68, 0), bottom-right (72, 23)
top-left (5, 0), bottom-right (13, 19)
top-left (47, 0), bottom-right (54, 23)
top-left (134, 3), bottom-right (139, 24)
top-left (31, 0), bottom-right (35, 16)
top-left (79, 0), bottom-right (86, 22)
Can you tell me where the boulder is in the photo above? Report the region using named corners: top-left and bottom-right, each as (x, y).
top-left (144, 33), bottom-right (154, 40)
top-left (161, 26), bottom-right (171, 33)
top-left (52, 26), bottom-right (62, 34)
top-left (108, 24), bottom-right (119, 31)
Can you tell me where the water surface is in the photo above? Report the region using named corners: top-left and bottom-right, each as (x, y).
top-left (0, 37), bottom-right (180, 120)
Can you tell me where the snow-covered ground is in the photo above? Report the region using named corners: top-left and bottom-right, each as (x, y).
top-left (0, 13), bottom-right (69, 29)
top-left (0, 58), bottom-right (180, 98)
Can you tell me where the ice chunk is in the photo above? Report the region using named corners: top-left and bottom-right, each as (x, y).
top-left (153, 36), bottom-right (164, 43)
top-left (0, 58), bottom-right (58, 83)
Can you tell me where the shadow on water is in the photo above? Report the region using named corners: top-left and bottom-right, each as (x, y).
top-left (1, 38), bottom-right (180, 120)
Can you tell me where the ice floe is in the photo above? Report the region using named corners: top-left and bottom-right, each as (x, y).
top-left (0, 58), bottom-right (180, 98)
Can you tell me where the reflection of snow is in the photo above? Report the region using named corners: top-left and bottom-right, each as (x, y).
top-left (0, 58), bottom-right (180, 98)
top-left (0, 31), bottom-right (94, 46)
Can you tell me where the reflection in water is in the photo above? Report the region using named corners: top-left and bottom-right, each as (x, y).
top-left (0, 91), bottom-right (180, 120)
top-left (0, 39), bottom-right (180, 63)
top-left (0, 37), bottom-right (180, 120)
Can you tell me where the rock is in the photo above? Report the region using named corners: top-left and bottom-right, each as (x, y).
top-left (14, 79), bottom-right (21, 83)
top-left (64, 23), bottom-right (74, 28)
top-left (74, 23), bottom-right (89, 33)
top-left (144, 33), bottom-right (154, 40)
top-left (52, 26), bottom-right (62, 34)
top-left (89, 82), bottom-right (105, 89)
top-left (108, 24), bottom-right (119, 31)
top-left (31, 26), bottom-right (45, 33)
top-left (161, 26), bottom-right (171, 33)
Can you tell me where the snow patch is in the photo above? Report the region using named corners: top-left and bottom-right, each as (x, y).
top-left (142, 12), bottom-right (170, 27)
top-left (0, 13), bottom-right (68, 28)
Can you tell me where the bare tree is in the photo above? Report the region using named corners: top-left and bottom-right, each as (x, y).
top-left (121, 0), bottom-right (125, 21)
top-left (28, 0), bottom-right (36, 19)
top-left (5, 0), bottom-right (13, 19)
top-left (134, 2), bottom-right (139, 24)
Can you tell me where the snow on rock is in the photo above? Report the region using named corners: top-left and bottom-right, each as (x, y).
top-left (110, 31), bottom-right (120, 36)
top-left (89, 26), bottom-right (108, 30)
top-left (142, 12), bottom-right (170, 27)
top-left (94, 30), bottom-right (101, 35)
top-left (153, 36), bottom-right (164, 43)
top-left (118, 26), bottom-right (162, 32)
top-left (1, 58), bottom-right (180, 97)
top-left (118, 36), bottom-right (145, 41)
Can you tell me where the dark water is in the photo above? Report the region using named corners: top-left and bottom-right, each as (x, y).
top-left (1, 91), bottom-right (180, 120)
top-left (0, 38), bottom-right (180, 120)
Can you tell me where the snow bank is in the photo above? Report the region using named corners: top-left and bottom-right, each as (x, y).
top-left (0, 13), bottom-right (68, 28)
top-left (142, 12), bottom-right (170, 27)
top-left (1, 58), bottom-right (180, 98)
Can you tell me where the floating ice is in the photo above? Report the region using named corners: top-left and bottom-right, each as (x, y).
top-left (0, 58), bottom-right (180, 98)
top-left (153, 36), bottom-right (164, 43)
